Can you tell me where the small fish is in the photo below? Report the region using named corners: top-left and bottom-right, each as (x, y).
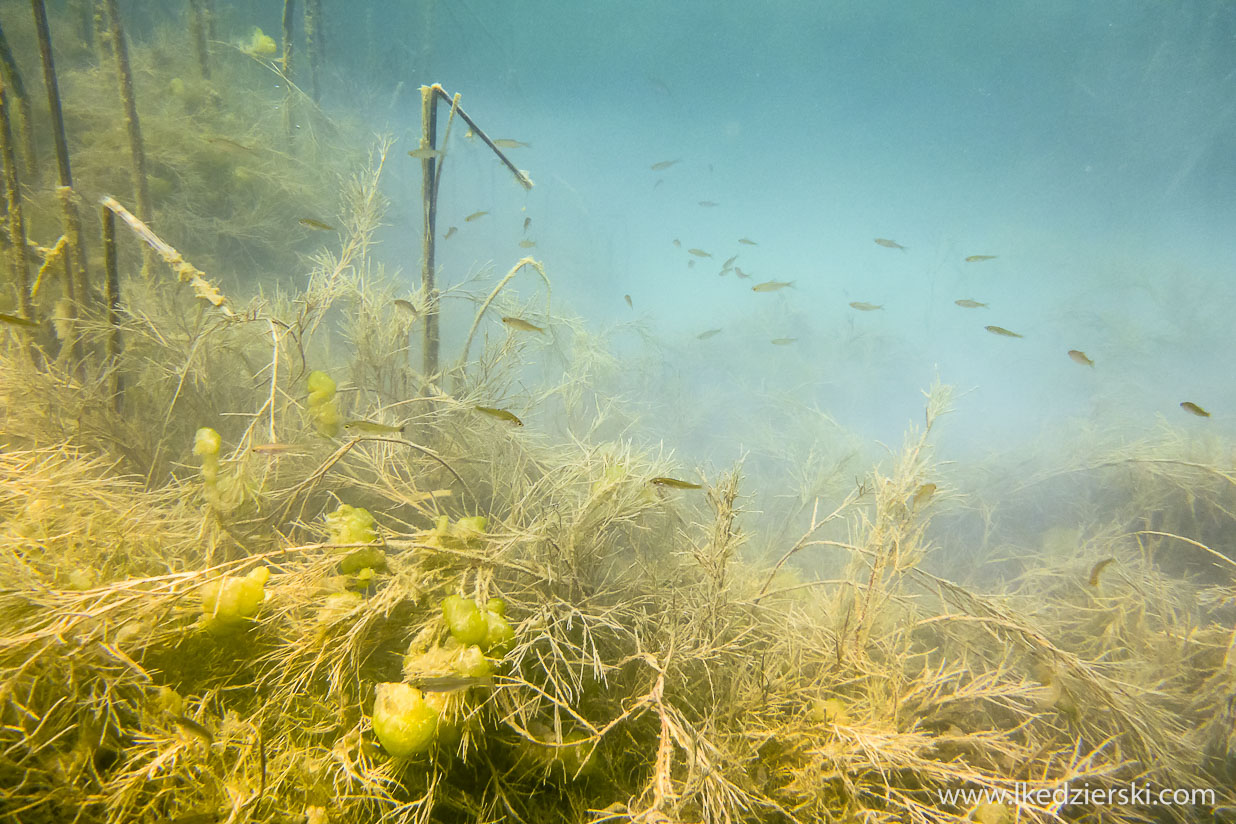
top-left (698, 201), bottom-right (719, 207)
top-left (738, 237), bottom-right (757, 245)
top-left (672, 239), bottom-right (682, 248)
top-left (722, 255), bottom-right (738, 268)
top-left (964, 255), bottom-right (998, 263)
top-left (688, 248), bottom-right (712, 258)
top-left (492, 139), bottom-right (530, 149)
top-left (733, 266), bottom-right (751, 279)
top-left (752, 280), bottom-right (793, 292)
top-left (465, 211), bottom-right (489, 222)
top-left (985, 325), bottom-right (1023, 338)
top-left (874, 238), bottom-right (907, 250)
top-left (849, 302), bottom-right (883, 311)
top-left (408, 674), bottom-right (491, 693)
top-left (344, 420), bottom-right (406, 435)
top-left (1180, 401), bottom-right (1210, 417)
top-left (771, 337), bottom-right (797, 345)
top-left (697, 328), bottom-right (722, 340)
top-left (518, 240), bottom-right (536, 248)
top-left (251, 443), bottom-right (303, 454)
top-left (1067, 350), bottom-right (1094, 367)
top-left (954, 299), bottom-right (987, 308)
top-left (501, 316), bottom-right (545, 333)
top-left (687, 260), bottom-right (695, 268)
top-left (624, 294), bottom-right (633, 308)
top-left (650, 477), bottom-right (702, 490)
top-left (1088, 557), bottom-right (1115, 587)
top-left (172, 715), bottom-right (214, 747)
top-left (298, 218), bottom-right (336, 232)
top-left (650, 159), bottom-right (681, 171)
top-left (393, 299), bottom-right (417, 315)
top-left (473, 406), bottom-right (523, 426)
top-left (523, 217), bottom-right (532, 232)
top-left (443, 226), bottom-right (457, 239)
top-left (911, 483), bottom-right (937, 508)
top-left (205, 136), bottom-right (254, 153)
top-left (407, 147), bottom-right (443, 160)
top-left (0, 312), bottom-right (39, 328)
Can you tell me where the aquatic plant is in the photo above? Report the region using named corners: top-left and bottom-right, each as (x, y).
top-left (0, 6), bottom-right (1233, 824)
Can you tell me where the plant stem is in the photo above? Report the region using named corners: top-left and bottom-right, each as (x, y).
top-left (100, 0), bottom-right (153, 273)
top-left (419, 85), bottom-right (439, 382)
top-left (31, 0), bottom-right (89, 304)
top-left (0, 75), bottom-right (33, 320)
top-left (0, 20), bottom-right (36, 176)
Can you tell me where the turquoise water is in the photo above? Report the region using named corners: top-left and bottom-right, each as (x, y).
top-left (273, 0), bottom-right (1236, 461)
top-left (86, 0), bottom-right (1236, 460)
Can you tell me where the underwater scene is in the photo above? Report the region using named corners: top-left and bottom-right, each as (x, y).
top-left (0, 0), bottom-right (1234, 822)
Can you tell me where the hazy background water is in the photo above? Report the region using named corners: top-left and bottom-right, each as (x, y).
top-left (227, 0), bottom-right (1236, 465)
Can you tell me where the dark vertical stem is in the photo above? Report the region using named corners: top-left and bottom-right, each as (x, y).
top-left (312, 0), bottom-right (326, 61)
top-left (0, 77), bottom-right (33, 320)
top-left (281, 0), bottom-right (295, 76)
top-left (0, 21), bottom-right (37, 176)
top-left (101, 204), bottom-right (122, 408)
top-left (303, 0), bottom-right (319, 102)
top-left (419, 85), bottom-right (439, 381)
top-left (203, 0), bottom-right (216, 42)
top-left (281, 0), bottom-right (295, 142)
top-left (92, 0), bottom-right (109, 63)
top-left (30, 1), bottom-right (69, 184)
top-left (31, 0), bottom-right (88, 303)
top-left (100, 0), bottom-right (152, 271)
top-left (188, 0), bottom-right (210, 81)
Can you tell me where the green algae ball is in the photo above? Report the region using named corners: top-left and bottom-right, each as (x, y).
top-left (441, 595), bottom-right (487, 646)
top-left (453, 516), bottom-right (487, 539)
top-left (372, 682), bottom-right (439, 758)
top-left (325, 504), bottom-right (377, 545)
top-left (455, 644), bottom-right (492, 679)
top-left (483, 609), bottom-right (515, 654)
top-left (305, 371), bottom-right (342, 437)
top-left (200, 567), bottom-right (269, 631)
top-left (306, 370), bottom-right (336, 401)
top-left (340, 546), bottom-right (387, 575)
top-left (193, 427), bottom-right (221, 457)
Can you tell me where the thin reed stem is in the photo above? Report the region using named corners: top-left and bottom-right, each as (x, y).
top-left (101, 203), bottom-right (122, 409)
top-left (0, 21), bottom-right (37, 176)
top-left (31, 0), bottom-right (89, 305)
top-left (0, 76), bottom-right (33, 320)
top-left (100, 0), bottom-right (153, 273)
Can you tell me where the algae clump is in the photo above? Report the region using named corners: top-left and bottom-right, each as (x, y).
top-left (325, 503), bottom-right (378, 544)
top-left (193, 427), bottom-right (222, 487)
top-left (306, 371), bottom-right (342, 438)
top-left (200, 567), bottom-right (270, 631)
top-left (325, 504), bottom-right (387, 575)
top-left (372, 682), bottom-right (440, 758)
top-left (442, 594), bottom-right (488, 645)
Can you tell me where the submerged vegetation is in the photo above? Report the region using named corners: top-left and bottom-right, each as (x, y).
top-left (0, 4), bottom-right (1233, 824)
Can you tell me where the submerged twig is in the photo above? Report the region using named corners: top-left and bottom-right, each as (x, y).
top-left (0, 75), bottom-right (33, 320)
top-left (0, 19), bottom-right (36, 175)
top-left (419, 84), bottom-right (440, 382)
top-left (31, 0), bottom-right (89, 305)
top-left (457, 257), bottom-right (553, 376)
top-left (101, 203), bottom-right (122, 409)
top-left (100, 195), bottom-right (232, 315)
top-left (100, 0), bottom-right (153, 272)
top-left (188, 0), bottom-right (211, 81)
